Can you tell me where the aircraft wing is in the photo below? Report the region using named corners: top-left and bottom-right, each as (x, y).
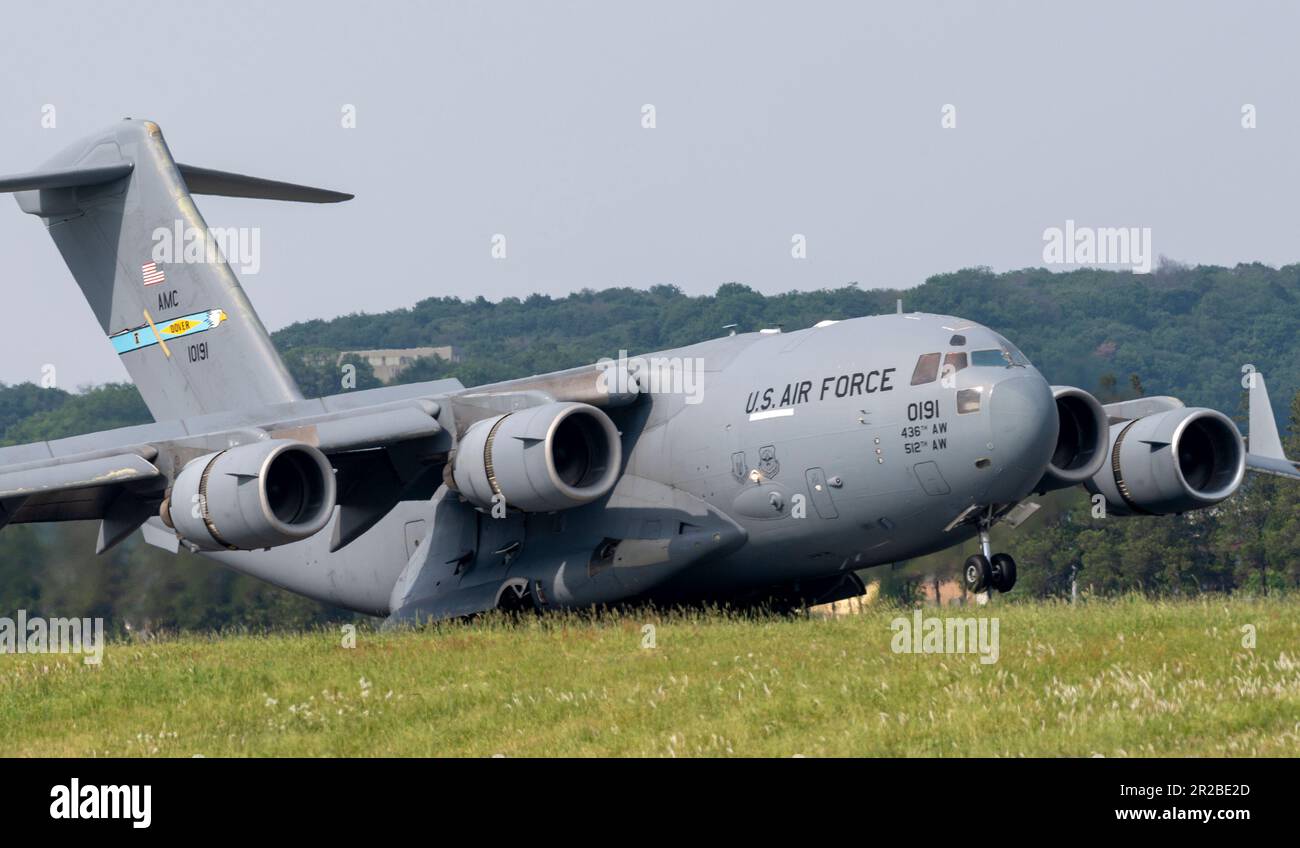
top-left (0, 379), bottom-right (465, 552)
top-left (0, 361), bottom-right (645, 554)
top-left (0, 450), bottom-right (161, 502)
top-left (0, 449), bottom-right (163, 545)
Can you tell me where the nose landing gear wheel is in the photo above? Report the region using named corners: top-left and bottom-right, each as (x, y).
top-left (963, 554), bottom-right (992, 593)
top-left (990, 553), bottom-right (1017, 593)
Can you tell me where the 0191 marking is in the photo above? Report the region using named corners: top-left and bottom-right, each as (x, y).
top-left (908, 400), bottom-right (940, 421)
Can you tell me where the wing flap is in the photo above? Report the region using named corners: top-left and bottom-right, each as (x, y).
top-left (5, 488), bottom-right (117, 524)
top-left (0, 453), bottom-right (160, 500)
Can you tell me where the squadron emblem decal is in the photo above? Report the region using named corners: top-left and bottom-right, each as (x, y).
top-left (731, 451), bottom-right (747, 481)
top-left (110, 308), bottom-right (228, 355)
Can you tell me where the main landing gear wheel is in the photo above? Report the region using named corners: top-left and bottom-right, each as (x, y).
top-left (990, 553), bottom-right (1018, 593)
top-left (970, 513), bottom-right (1018, 595)
top-left (495, 579), bottom-right (534, 616)
top-left (963, 554), bottom-right (992, 593)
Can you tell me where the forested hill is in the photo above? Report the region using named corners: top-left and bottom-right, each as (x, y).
top-left (270, 263), bottom-right (1300, 422)
top-left (4, 263), bottom-right (1300, 447)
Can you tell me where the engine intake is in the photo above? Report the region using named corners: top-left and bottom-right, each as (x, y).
top-left (1086, 408), bottom-right (1245, 515)
top-left (164, 440), bottom-right (337, 551)
top-left (1035, 386), bottom-right (1109, 492)
top-left (452, 402), bottom-right (622, 512)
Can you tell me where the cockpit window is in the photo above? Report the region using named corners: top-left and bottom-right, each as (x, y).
top-left (971, 349), bottom-right (1009, 367)
top-left (994, 335), bottom-right (1031, 366)
top-left (957, 387), bottom-right (983, 414)
top-left (910, 352), bottom-right (941, 385)
top-left (949, 334), bottom-right (966, 346)
top-left (943, 352), bottom-right (968, 373)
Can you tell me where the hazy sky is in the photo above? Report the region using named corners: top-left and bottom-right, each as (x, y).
top-left (2, 1), bottom-right (1298, 386)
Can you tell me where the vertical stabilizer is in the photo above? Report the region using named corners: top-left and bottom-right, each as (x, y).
top-left (3, 119), bottom-right (350, 420)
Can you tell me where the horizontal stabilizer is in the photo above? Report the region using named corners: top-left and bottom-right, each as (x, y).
top-left (176, 163), bottom-right (353, 203)
top-left (0, 162), bottom-right (133, 193)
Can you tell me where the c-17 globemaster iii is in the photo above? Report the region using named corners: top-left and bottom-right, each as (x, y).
top-left (1, 119), bottom-right (1297, 622)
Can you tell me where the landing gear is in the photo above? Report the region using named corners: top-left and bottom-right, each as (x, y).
top-left (495, 579), bottom-right (535, 616)
top-left (963, 520), bottom-right (1018, 595)
top-left (963, 554), bottom-right (992, 593)
top-left (990, 553), bottom-right (1017, 593)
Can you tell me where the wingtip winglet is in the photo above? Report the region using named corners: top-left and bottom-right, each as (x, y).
top-left (1245, 370), bottom-right (1300, 479)
top-left (1248, 371), bottom-right (1286, 460)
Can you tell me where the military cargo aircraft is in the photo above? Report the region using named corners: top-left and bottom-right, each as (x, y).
top-left (2, 119), bottom-right (1297, 622)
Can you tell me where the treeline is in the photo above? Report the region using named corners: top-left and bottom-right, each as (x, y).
top-left (272, 262), bottom-right (1300, 419)
top-left (2, 263), bottom-right (1300, 630)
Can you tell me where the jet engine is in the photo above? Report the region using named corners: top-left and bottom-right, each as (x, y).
top-left (451, 402), bottom-right (622, 512)
top-left (1035, 386), bottom-right (1110, 492)
top-left (1086, 407), bottom-right (1245, 515)
top-left (163, 440), bottom-right (337, 551)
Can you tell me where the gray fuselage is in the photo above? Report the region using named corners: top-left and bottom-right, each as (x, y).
top-left (203, 311), bottom-right (1058, 615)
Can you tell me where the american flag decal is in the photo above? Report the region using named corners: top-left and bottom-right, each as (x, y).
top-left (141, 261), bottom-right (166, 286)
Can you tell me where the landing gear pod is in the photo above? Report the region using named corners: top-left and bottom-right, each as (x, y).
top-left (1086, 408), bottom-right (1246, 515)
top-left (163, 440), bottom-right (337, 551)
top-left (451, 402), bottom-right (622, 512)
top-left (1035, 386), bottom-right (1109, 493)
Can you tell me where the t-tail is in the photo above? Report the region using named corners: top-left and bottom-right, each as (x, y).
top-left (0, 118), bottom-right (352, 420)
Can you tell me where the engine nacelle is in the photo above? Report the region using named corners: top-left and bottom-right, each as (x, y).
top-left (451, 402), bottom-right (622, 512)
top-left (1086, 408), bottom-right (1245, 516)
top-left (163, 440), bottom-right (337, 551)
top-left (1035, 386), bottom-right (1110, 493)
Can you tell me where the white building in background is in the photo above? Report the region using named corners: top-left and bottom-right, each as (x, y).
top-left (338, 346), bottom-right (460, 383)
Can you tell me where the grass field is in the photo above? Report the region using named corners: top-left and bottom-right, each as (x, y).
top-left (1, 596), bottom-right (1298, 757)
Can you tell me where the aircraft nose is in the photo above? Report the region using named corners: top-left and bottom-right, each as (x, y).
top-left (986, 374), bottom-right (1058, 497)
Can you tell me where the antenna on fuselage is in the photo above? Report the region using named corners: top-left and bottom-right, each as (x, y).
top-left (896, 298), bottom-right (903, 314)
top-left (723, 323), bottom-right (738, 337)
